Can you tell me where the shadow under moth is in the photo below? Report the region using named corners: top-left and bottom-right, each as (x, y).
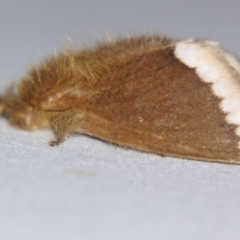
top-left (1, 34), bottom-right (240, 164)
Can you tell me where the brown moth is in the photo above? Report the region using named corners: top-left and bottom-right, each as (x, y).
top-left (1, 34), bottom-right (240, 163)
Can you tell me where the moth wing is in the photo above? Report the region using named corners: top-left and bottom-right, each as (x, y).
top-left (83, 47), bottom-right (240, 163)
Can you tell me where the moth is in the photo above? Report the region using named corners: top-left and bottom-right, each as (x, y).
top-left (1, 34), bottom-right (240, 164)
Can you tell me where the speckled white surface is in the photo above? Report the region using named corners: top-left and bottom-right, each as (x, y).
top-left (1, 1), bottom-right (240, 240)
top-left (1, 120), bottom-right (240, 240)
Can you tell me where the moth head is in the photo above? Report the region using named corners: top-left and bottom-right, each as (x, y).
top-left (0, 98), bottom-right (49, 131)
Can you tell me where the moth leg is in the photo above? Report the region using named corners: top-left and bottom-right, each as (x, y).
top-left (49, 133), bottom-right (69, 146)
top-left (46, 109), bottom-right (84, 146)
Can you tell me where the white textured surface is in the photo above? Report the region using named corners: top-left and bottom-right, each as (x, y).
top-left (1, 1), bottom-right (240, 240)
top-left (1, 120), bottom-right (240, 240)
